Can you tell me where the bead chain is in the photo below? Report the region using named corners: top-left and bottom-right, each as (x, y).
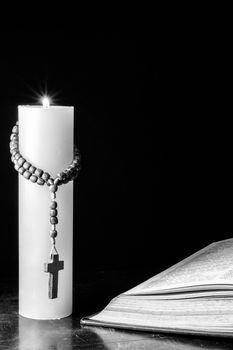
top-left (9, 121), bottom-right (81, 255)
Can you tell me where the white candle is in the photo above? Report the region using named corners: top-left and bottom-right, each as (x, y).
top-left (18, 101), bottom-right (74, 319)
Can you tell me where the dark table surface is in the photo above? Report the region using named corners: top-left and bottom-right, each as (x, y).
top-left (1, 270), bottom-right (233, 350)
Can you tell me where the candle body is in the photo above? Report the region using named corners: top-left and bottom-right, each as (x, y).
top-left (18, 106), bottom-right (73, 319)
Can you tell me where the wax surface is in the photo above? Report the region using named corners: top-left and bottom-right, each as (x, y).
top-left (18, 106), bottom-right (73, 319)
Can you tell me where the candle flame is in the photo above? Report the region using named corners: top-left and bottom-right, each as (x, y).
top-left (42, 97), bottom-right (50, 108)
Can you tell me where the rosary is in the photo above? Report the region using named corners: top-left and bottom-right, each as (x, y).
top-left (9, 122), bottom-right (81, 299)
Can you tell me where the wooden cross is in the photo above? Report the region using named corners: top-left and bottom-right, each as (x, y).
top-left (44, 254), bottom-right (64, 299)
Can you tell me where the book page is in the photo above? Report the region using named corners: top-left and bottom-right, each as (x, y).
top-left (126, 238), bottom-right (233, 294)
top-left (89, 296), bottom-right (233, 334)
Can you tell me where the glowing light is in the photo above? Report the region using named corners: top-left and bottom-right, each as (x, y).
top-left (42, 97), bottom-right (50, 108)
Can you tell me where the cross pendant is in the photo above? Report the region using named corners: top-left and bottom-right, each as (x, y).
top-left (44, 254), bottom-right (64, 299)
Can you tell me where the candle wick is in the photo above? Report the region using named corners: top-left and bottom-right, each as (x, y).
top-left (42, 97), bottom-right (50, 108)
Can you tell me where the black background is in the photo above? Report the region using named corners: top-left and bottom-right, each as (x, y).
top-left (0, 30), bottom-right (232, 285)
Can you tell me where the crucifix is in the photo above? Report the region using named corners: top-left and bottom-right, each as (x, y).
top-left (44, 253), bottom-right (64, 299)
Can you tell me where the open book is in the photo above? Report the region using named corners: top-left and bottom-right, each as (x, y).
top-left (81, 238), bottom-right (233, 337)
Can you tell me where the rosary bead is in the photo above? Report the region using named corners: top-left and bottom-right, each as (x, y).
top-left (57, 171), bottom-right (64, 180)
top-left (18, 157), bottom-right (26, 166)
top-left (74, 152), bottom-right (81, 160)
top-left (56, 174), bottom-right (64, 185)
top-left (74, 160), bottom-right (80, 168)
top-left (73, 167), bottom-right (80, 175)
top-left (23, 162), bottom-right (31, 170)
top-left (10, 133), bottom-right (17, 141)
top-left (51, 192), bottom-right (56, 200)
top-left (50, 230), bottom-right (57, 238)
top-left (42, 172), bottom-right (50, 181)
top-left (47, 178), bottom-right (54, 186)
top-left (14, 163), bottom-right (20, 171)
top-left (37, 178), bottom-right (45, 185)
top-left (69, 167), bottom-right (76, 175)
top-left (10, 147), bottom-right (18, 154)
top-left (71, 164), bottom-right (77, 171)
top-left (23, 170), bottom-right (31, 179)
top-left (63, 172), bottom-right (68, 179)
top-left (10, 147), bottom-right (17, 154)
top-left (13, 159), bottom-right (18, 165)
top-left (12, 150), bottom-right (17, 157)
top-left (74, 150), bottom-right (80, 159)
top-left (12, 125), bottom-right (18, 134)
top-left (10, 139), bottom-right (18, 145)
top-left (50, 201), bottom-right (57, 209)
top-left (65, 168), bottom-right (73, 177)
top-left (54, 178), bottom-right (61, 186)
top-left (50, 184), bottom-right (58, 193)
top-left (10, 141), bottom-right (17, 148)
top-left (15, 153), bottom-right (21, 160)
top-left (50, 209), bottom-right (58, 217)
top-left (34, 168), bottom-right (43, 178)
top-left (68, 167), bottom-right (74, 179)
top-left (30, 175), bottom-right (38, 183)
top-left (29, 165), bottom-right (36, 173)
top-left (50, 216), bottom-right (58, 224)
top-left (18, 167), bottom-right (25, 175)
top-left (63, 171), bottom-right (70, 179)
